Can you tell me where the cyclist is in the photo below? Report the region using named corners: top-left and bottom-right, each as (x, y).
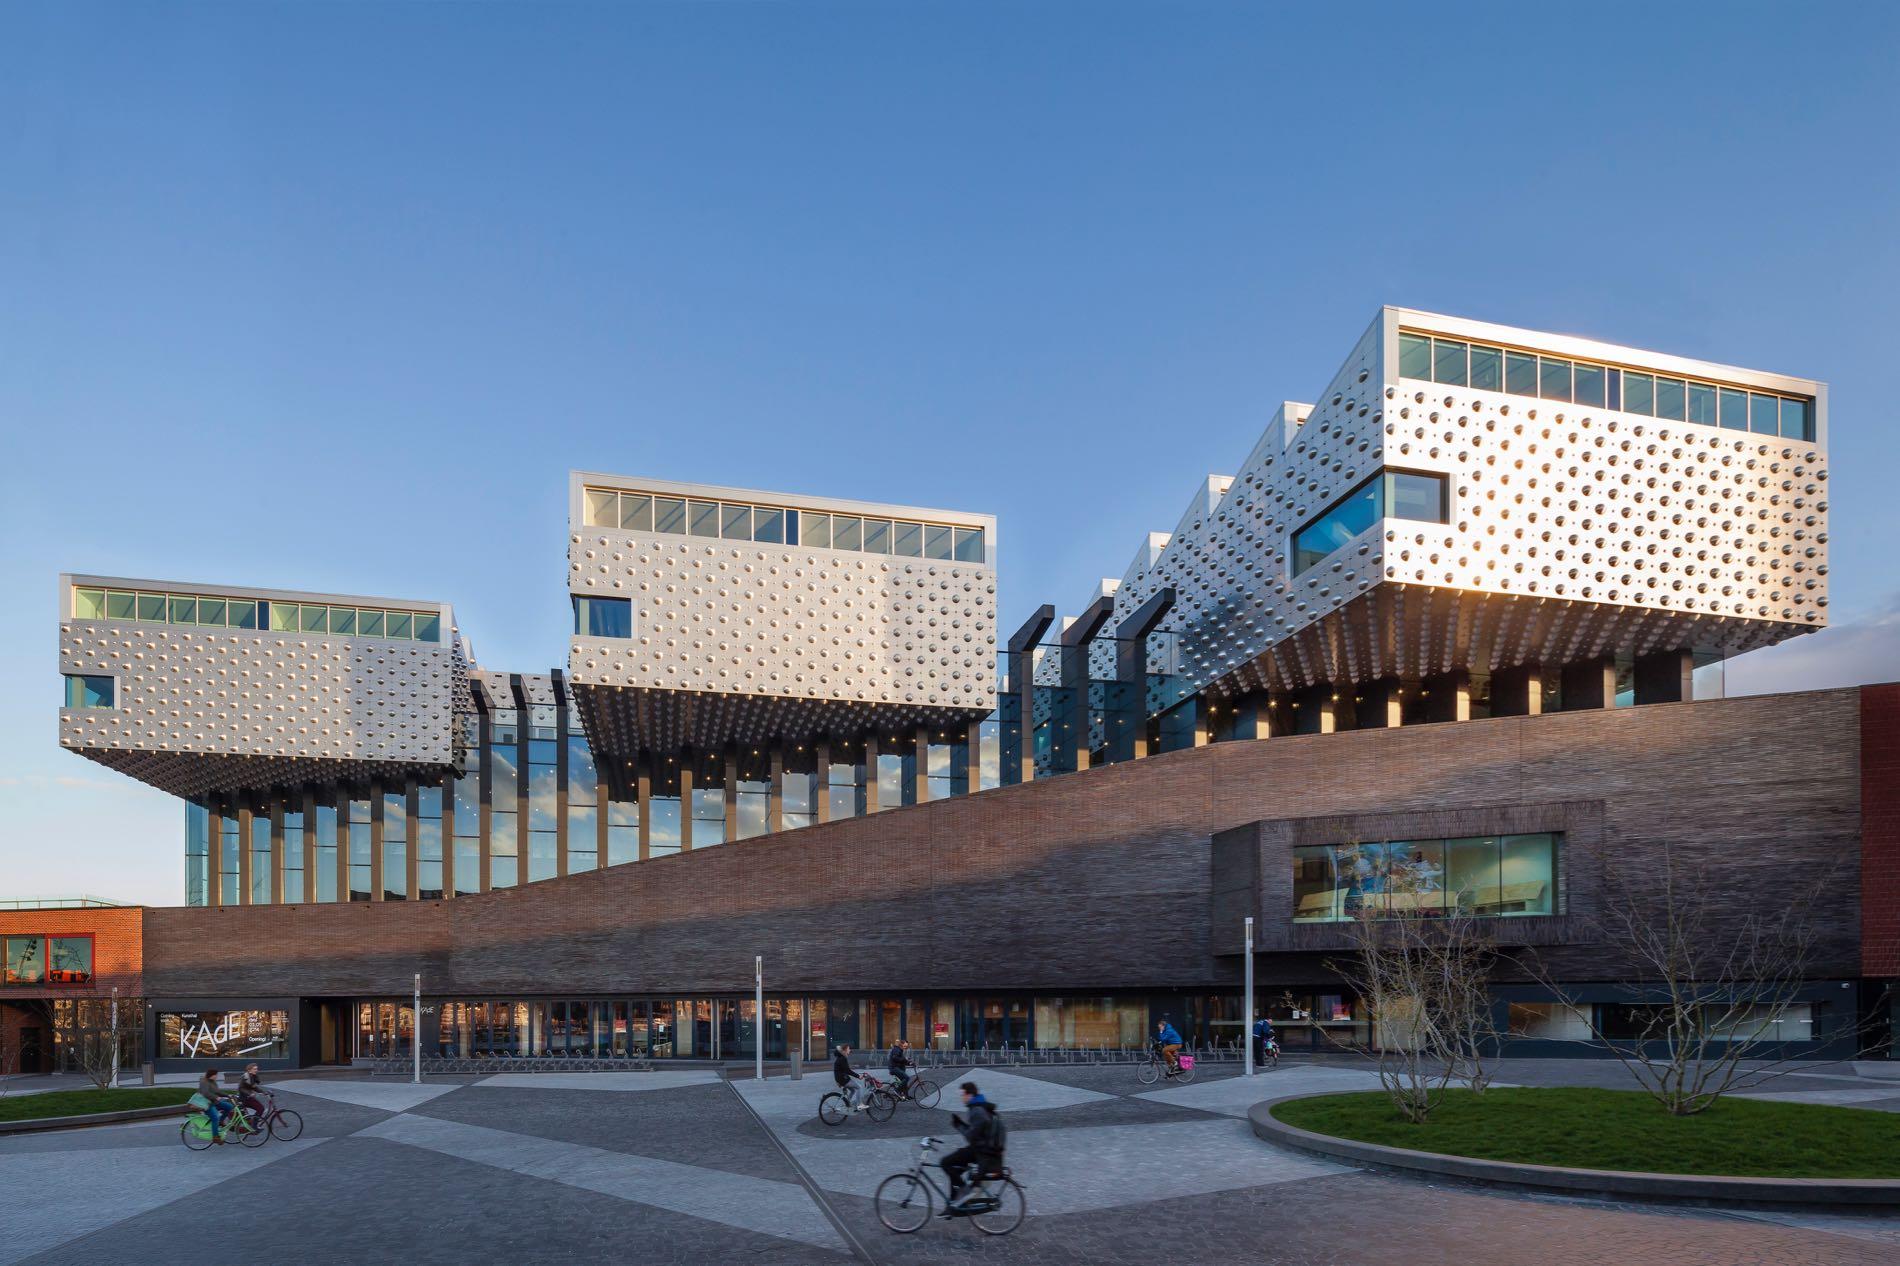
top-left (237, 1062), bottom-right (267, 1127)
top-left (195, 1068), bottom-right (234, 1143)
top-left (1154, 1019), bottom-right (1184, 1073)
top-left (940, 1081), bottom-right (1004, 1214)
top-left (831, 1043), bottom-right (865, 1109)
top-left (886, 1037), bottom-right (914, 1098)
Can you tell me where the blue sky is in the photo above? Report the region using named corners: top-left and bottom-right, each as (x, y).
top-left (3, 2), bottom-right (1897, 906)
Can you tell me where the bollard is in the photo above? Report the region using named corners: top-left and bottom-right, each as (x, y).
top-left (141, 1062), bottom-right (155, 1086)
top-left (790, 1045), bottom-right (803, 1080)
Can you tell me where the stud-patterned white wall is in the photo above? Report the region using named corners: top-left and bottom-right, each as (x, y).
top-left (567, 533), bottom-right (997, 712)
top-left (1099, 310), bottom-right (1827, 696)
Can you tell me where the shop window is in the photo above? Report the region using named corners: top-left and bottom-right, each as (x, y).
top-left (1291, 832), bottom-right (1560, 921)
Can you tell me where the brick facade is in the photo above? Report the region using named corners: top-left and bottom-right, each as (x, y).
top-left (140, 687), bottom-right (1870, 1000)
top-left (1860, 683), bottom-right (1900, 977)
top-left (0, 906), bottom-right (144, 1074)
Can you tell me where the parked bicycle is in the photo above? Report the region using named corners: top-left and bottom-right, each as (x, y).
top-left (875, 1136), bottom-right (1025, 1235)
top-left (818, 1076), bottom-right (897, 1125)
top-left (884, 1071), bottom-right (942, 1109)
top-left (1135, 1046), bottom-right (1198, 1085)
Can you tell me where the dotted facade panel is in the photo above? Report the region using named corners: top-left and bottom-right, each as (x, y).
top-left (567, 533), bottom-right (997, 712)
top-left (59, 620), bottom-right (456, 796)
top-left (1104, 314), bottom-right (1829, 696)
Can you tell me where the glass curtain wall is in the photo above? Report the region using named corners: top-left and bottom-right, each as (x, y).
top-left (347, 797), bottom-right (372, 901)
top-left (648, 758), bottom-right (682, 857)
top-left (489, 709), bottom-right (520, 888)
top-left (528, 707), bottom-right (558, 882)
top-left (568, 722), bottom-right (598, 873)
top-left (282, 805), bottom-right (305, 903)
top-left (382, 789), bottom-right (407, 900)
top-left (453, 740), bottom-right (481, 895)
top-left (416, 784), bottom-right (444, 899)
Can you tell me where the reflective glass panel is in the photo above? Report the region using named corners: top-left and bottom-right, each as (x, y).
top-left (1781, 397), bottom-right (1811, 440)
top-left (1432, 339), bottom-right (1468, 386)
top-left (1751, 393), bottom-right (1779, 434)
top-left (106, 590), bottom-right (136, 619)
top-left (832, 516), bottom-right (862, 550)
top-left (1573, 363), bottom-right (1606, 407)
top-left (1387, 471), bottom-right (1446, 522)
top-left (228, 599), bottom-right (258, 629)
top-left (330, 607), bottom-right (357, 635)
top-left (1655, 377), bottom-right (1686, 420)
top-left (1622, 371), bottom-right (1654, 415)
top-left (1505, 351), bottom-right (1537, 395)
top-left (924, 524), bottom-right (953, 560)
top-left (387, 612), bottom-right (413, 639)
top-left (688, 500), bottom-right (719, 537)
top-left (414, 613), bottom-right (441, 642)
top-left (138, 593), bottom-right (169, 623)
top-left (73, 587), bottom-right (106, 619)
top-left (862, 519), bottom-right (890, 553)
top-left (654, 497), bottom-right (687, 534)
top-left (1293, 473), bottom-right (1382, 574)
top-left (1720, 388), bottom-right (1749, 430)
top-left (300, 604), bottom-right (328, 632)
top-left (584, 489), bottom-right (617, 526)
top-left (1539, 357), bottom-right (1572, 401)
top-left (954, 527), bottom-right (985, 562)
top-left (892, 521), bottom-right (923, 557)
top-left (802, 513), bottom-right (831, 547)
top-left (358, 609), bottom-right (385, 637)
top-left (1469, 344), bottom-right (1502, 391)
top-left (170, 596), bottom-right (197, 624)
top-left (1687, 382), bottom-right (1717, 426)
top-left (1398, 331), bottom-right (1431, 380)
top-left (619, 494), bottom-right (653, 532)
top-left (721, 503), bottom-right (753, 540)
top-left (754, 507), bottom-right (784, 543)
top-left (195, 598), bottom-right (224, 627)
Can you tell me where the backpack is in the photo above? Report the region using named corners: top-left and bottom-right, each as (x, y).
top-left (984, 1106), bottom-right (1008, 1155)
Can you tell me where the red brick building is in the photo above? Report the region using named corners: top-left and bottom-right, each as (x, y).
top-left (0, 903), bottom-right (143, 1075)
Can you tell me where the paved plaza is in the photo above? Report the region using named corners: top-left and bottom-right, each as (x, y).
top-left (3, 1060), bottom-right (1898, 1265)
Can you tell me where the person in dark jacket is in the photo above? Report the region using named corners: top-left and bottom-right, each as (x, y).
top-left (831, 1044), bottom-right (863, 1108)
top-left (886, 1039), bottom-right (913, 1097)
top-left (195, 1069), bottom-right (233, 1142)
top-left (940, 1082), bottom-right (1003, 1212)
top-left (1154, 1020), bottom-right (1183, 1071)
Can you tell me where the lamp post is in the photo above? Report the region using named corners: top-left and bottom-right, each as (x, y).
top-left (110, 987), bottom-right (120, 1089)
top-left (1243, 916), bottom-right (1255, 1076)
top-left (413, 973), bottom-right (422, 1086)
top-left (754, 955), bottom-right (764, 1082)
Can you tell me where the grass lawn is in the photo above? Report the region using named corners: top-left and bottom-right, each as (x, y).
top-left (0, 1087), bottom-right (194, 1124)
top-left (1270, 1087), bottom-right (1900, 1179)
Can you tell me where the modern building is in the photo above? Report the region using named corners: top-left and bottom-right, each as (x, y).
top-left (11, 306), bottom-right (1892, 1074)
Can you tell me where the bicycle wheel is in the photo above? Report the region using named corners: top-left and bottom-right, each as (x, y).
top-left (1174, 1062), bottom-right (1198, 1085)
top-left (910, 1079), bottom-right (941, 1109)
top-left (970, 1178), bottom-right (1026, 1235)
top-left (874, 1173), bottom-right (933, 1233)
top-left (866, 1089), bottom-right (897, 1122)
top-left (818, 1093), bottom-right (848, 1126)
top-left (1135, 1058), bottom-right (1161, 1086)
top-left (180, 1117), bottom-right (215, 1152)
top-left (238, 1113), bottom-right (270, 1148)
top-left (269, 1109), bottom-right (304, 1141)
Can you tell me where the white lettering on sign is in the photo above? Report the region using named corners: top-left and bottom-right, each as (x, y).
top-left (177, 1015), bottom-right (234, 1057)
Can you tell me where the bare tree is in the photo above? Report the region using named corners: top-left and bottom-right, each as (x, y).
top-left (1523, 846), bottom-right (1839, 1116)
top-left (69, 997), bottom-right (144, 1090)
top-left (1325, 899), bottom-right (1501, 1123)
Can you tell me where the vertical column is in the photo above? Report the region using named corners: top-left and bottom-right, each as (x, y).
top-left (555, 702), bottom-right (570, 878)
top-left (369, 780), bottom-right (384, 902)
top-left (966, 720), bottom-right (983, 795)
top-left (1295, 684), bottom-right (1338, 735)
top-left (679, 748), bottom-right (694, 851)
top-left (724, 746), bottom-right (739, 843)
top-left (636, 755), bottom-right (653, 861)
top-left (914, 726), bottom-right (930, 805)
top-left (406, 779), bottom-right (420, 897)
top-left (1492, 665), bottom-right (1545, 717)
top-left (1360, 678), bottom-right (1404, 728)
top-left (768, 744), bottom-right (785, 834)
top-left (1635, 649), bottom-right (1695, 705)
top-left (1192, 703), bottom-right (1211, 747)
top-left (864, 734), bottom-right (881, 814)
top-left (814, 739), bottom-right (832, 825)
top-left (1561, 656), bottom-right (1617, 711)
top-left (236, 804), bottom-right (253, 906)
top-left (1424, 670), bottom-right (1472, 723)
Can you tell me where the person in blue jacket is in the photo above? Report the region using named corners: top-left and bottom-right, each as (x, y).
top-left (1252, 1016), bottom-right (1277, 1063)
top-left (1153, 1019), bottom-right (1183, 1072)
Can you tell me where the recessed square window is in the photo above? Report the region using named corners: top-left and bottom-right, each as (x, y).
top-left (1719, 388), bottom-right (1749, 430)
top-left (1538, 357), bottom-right (1572, 402)
top-left (1781, 397), bottom-right (1812, 441)
top-left (386, 611), bottom-right (414, 639)
top-left (1506, 351), bottom-right (1538, 396)
top-left (1573, 363), bottom-right (1606, 407)
top-left (300, 604), bottom-right (328, 633)
top-left (802, 512), bottom-right (831, 548)
top-left (754, 507), bottom-right (785, 543)
top-left (832, 516), bottom-right (862, 551)
top-left (137, 593), bottom-right (167, 623)
top-left (358, 609), bottom-right (385, 637)
top-left (863, 519), bottom-right (891, 553)
top-left (1432, 339), bottom-right (1468, 387)
top-left (1622, 372), bottom-right (1654, 415)
top-left (197, 598), bottom-right (226, 627)
top-left (414, 613), bottom-right (441, 642)
top-left (106, 590), bottom-right (135, 620)
top-left (330, 607), bottom-right (357, 635)
top-left (721, 503), bottom-right (753, 540)
top-left (270, 602), bottom-right (299, 631)
top-left (1655, 377), bottom-right (1686, 421)
top-left (892, 521), bottom-right (923, 557)
top-left (924, 525), bottom-right (953, 560)
top-left (1398, 332), bottom-right (1431, 380)
top-left (687, 500), bottom-right (720, 538)
top-left (169, 596), bottom-right (197, 624)
top-left (653, 497), bottom-right (686, 535)
top-left (72, 588), bottom-right (106, 619)
top-left (227, 600), bottom-right (258, 630)
top-left (954, 527), bottom-right (985, 563)
top-left (1687, 382), bottom-right (1717, 426)
top-left (64, 674), bottom-right (114, 709)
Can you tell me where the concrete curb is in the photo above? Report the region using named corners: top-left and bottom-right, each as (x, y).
top-left (1248, 1095), bottom-right (1900, 1209)
top-left (0, 1103), bottom-right (191, 1136)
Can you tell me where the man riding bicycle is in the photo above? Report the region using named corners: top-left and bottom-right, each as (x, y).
top-left (1154, 1020), bottom-right (1183, 1072)
top-left (237, 1062), bottom-right (267, 1125)
top-left (886, 1038), bottom-right (914, 1097)
top-left (940, 1081), bottom-right (1004, 1214)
